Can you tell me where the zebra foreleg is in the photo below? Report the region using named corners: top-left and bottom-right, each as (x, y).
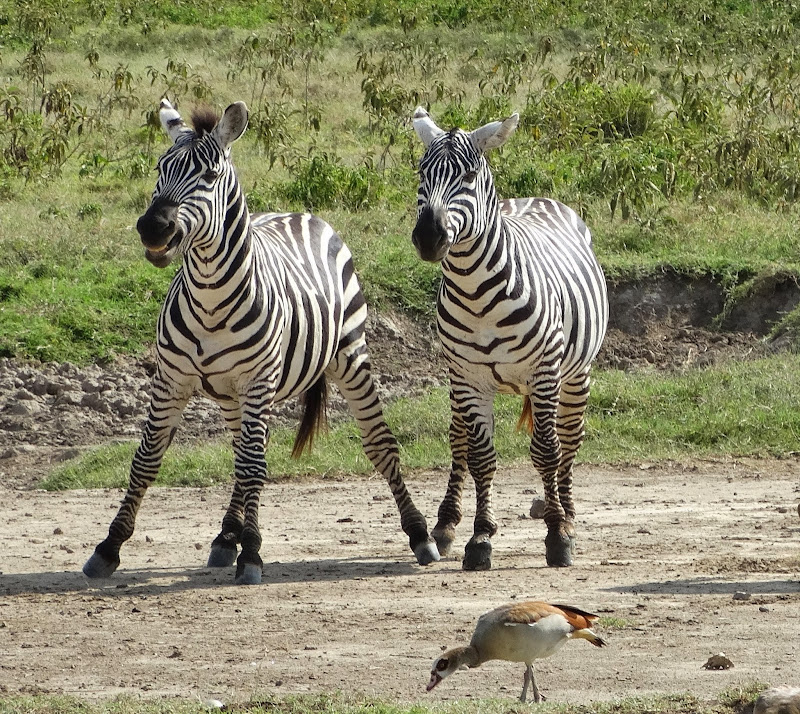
top-left (207, 408), bottom-right (245, 568)
top-left (431, 409), bottom-right (468, 556)
top-left (462, 401), bottom-right (498, 571)
top-left (83, 393), bottom-right (186, 579)
top-left (231, 417), bottom-right (269, 585)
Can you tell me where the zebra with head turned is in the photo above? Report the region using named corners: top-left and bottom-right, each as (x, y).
top-left (82, 99), bottom-right (439, 585)
top-left (410, 106), bottom-right (608, 571)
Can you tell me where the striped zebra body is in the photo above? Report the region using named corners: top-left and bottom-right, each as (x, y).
top-left (412, 107), bottom-right (608, 570)
top-left (83, 100), bottom-right (437, 585)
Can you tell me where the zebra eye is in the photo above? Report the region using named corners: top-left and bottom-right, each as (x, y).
top-left (202, 169), bottom-right (219, 183)
top-left (463, 170), bottom-right (477, 183)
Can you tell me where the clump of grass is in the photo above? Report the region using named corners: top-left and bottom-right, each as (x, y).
top-left (0, 687), bottom-right (770, 714)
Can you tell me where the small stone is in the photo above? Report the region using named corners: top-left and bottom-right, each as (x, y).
top-left (732, 591), bottom-right (751, 601)
top-left (53, 527), bottom-right (63, 535)
top-left (758, 606), bottom-right (770, 612)
top-left (529, 498), bottom-right (546, 519)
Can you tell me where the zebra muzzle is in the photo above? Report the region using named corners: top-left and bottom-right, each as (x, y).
top-left (137, 197), bottom-right (182, 267)
top-left (412, 205), bottom-right (451, 262)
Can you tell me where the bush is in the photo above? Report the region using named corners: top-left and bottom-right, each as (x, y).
top-left (280, 154), bottom-right (384, 211)
top-left (523, 81), bottom-right (657, 147)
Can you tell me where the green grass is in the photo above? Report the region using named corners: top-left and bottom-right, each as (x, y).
top-left (41, 353), bottom-right (800, 490)
top-left (4, 1), bottom-right (800, 363)
top-left (0, 686), bottom-right (767, 714)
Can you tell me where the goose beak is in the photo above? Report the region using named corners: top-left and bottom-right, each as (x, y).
top-left (427, 671), bottom-right (442, 692)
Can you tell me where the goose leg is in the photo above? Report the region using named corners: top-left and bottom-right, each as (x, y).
top-left (520, 664), bottom-right (531, 702)
top-left (521, 663), bottom-right (543, 704)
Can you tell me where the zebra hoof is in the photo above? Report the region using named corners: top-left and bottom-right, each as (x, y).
top-left (462, 533), bottom-right (492, 571)
top-left (413, 538), bottom-right (440, 566)
top-left (82, 550), bottom-right (119, 579)
top-left (207, 543), bottom-right (237, 568)
top-left (545, 529), bottom-right (575, 567)
top-left (235, 562), bottom-right (262, 585)
top-left (431, 525), bottom-right (456, 557)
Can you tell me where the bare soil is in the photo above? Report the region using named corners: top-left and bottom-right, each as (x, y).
top-left (1, 461), bottom-right (798, 705)
top-left (0, 285), bottom-right (799, 706)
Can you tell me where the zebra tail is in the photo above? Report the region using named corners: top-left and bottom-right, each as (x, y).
top-left (291, 375), bottom-right (329, 458)
top-left (516, 395), bottom-right (534, 436)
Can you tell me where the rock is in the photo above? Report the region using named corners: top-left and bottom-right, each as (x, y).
top-left (54, 391), bottom-right (83, 407)
top-left (5, 400), bottom-right (43, 416)
top-left (754, 686), bottom-right (800, 714)
top-left (529, 498), bottom-right (546, 519)
top-left (81, 392), bottom-right (111, 414)
top-left (732, 591), bottom-right (751, 601)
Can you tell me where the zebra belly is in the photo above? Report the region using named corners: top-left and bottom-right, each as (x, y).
top-left (444, 341), bottom-right (595, 396)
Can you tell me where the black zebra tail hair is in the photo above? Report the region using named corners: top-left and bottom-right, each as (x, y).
top-left (292, 375), bottom-right (330, 458)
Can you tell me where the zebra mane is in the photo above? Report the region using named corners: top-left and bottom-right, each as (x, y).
top-left (191, 105), bottom-right (220, 136)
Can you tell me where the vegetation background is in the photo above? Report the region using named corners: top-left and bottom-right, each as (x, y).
top-left (3, 0), bottom-right (800, 476)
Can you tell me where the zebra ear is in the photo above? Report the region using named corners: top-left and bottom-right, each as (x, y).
top-left (470, 113), bottom-right (519, 153)
top-left (413, 106), bottom-right (444, 147)
top-left (213, 101), bottom-right (249, 149)
top-left (159, 98), bottom-right (191, 143)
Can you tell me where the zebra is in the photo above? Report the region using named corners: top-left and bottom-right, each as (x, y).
top-left (82, 99), bottom-right (439, 585)
top-left (410, 106), bottom-right (608, 570)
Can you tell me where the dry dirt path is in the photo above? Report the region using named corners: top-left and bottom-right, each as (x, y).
top-left (1, 460), bottom-right (799, 706)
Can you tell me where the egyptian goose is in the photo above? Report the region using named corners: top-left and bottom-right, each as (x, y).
top-left (427, 601), bottom-right (606, 703)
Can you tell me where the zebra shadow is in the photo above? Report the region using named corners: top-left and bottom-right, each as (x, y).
top-left (0, 556), bottom-right (433, 597)
top-left (601, 577), bottom-right (800, 596)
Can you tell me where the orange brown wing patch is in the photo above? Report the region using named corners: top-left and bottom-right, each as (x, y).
top-left (549, 603), bottom-right (600, 630)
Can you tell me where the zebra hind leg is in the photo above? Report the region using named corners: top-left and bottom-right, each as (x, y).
top-left (327, 350), bottom-right (439, 565)
top-left (545, 372), bottom-right (592, 567)
top-left (527, 377), bottom-right (574, 567)
top-left (207, 480), bottom-right (244, 568)
top-left (230, 414), bottom-right (271, 585)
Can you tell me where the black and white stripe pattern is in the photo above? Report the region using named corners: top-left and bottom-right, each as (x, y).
top-left (411, 107), bottom-right (608, 570)
top-left (83, 100), bottom-right (438, 585)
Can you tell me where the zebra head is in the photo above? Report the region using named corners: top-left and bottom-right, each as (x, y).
top-left (411, 106), bottom-right (519, 263)
top-left (136, 99), bottom-right (248, 268)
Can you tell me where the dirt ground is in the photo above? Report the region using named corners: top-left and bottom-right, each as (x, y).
top-left (1, 458), bottom-right (798, 705)
top-left (1, 293), bottom-right (799, 706)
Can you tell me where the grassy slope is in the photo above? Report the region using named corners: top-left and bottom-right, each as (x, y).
top-left (2, 0), bottom-right (800, 480)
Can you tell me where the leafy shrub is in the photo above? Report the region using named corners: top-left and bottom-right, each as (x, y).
top-left (523, 81), bottom-right (657, 146)
top-left (280, 154), bottom-right (384, 211)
